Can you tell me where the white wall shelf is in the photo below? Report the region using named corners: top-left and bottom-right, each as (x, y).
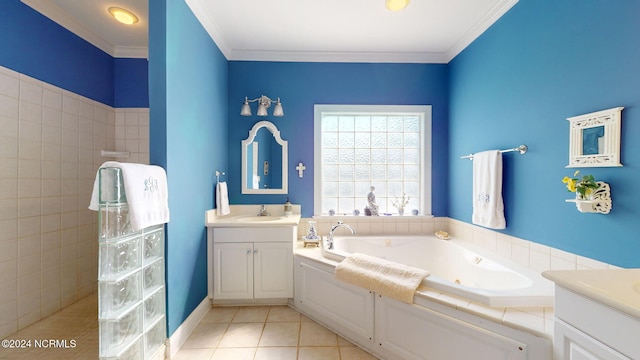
top-left (565, 181), bottom-right (612, 214)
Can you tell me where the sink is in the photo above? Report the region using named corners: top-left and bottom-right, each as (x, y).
top-left (633, 282), bottom-right (640, 295)
top-left (232, 216), bottom-right (283, 222)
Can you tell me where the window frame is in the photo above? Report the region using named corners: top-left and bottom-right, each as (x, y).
top-left (313, 104), bottom-right (432, 216)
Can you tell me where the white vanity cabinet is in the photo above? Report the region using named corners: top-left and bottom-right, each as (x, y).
top-left (553, 286), bottom-right (637, 360)
top-left (210, 227), bottom-right (294, 300)
top-left (543, 270), bottom-right (640, 360)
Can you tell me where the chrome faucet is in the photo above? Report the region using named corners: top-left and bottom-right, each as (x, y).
top-left (257, 205), bottom-right (270, 216)
top-left (327, 221), bottom-right (356, 250)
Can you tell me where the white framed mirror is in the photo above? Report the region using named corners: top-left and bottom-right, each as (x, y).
top-left (566, 107), bottom-right (623, 168)
top-left (242, 120), bottom-right (288, 194)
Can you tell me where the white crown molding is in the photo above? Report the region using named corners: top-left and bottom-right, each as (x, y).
top-left (184, 0), bottom-right (231, 59)
top-left (445, 0), bottom-right (519, 62)
top-left (114, 46), bottom-right (148, 59)
top-left (229, 49), bottom-right (449, 64)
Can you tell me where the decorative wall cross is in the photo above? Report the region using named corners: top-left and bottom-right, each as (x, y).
top-left (296, 162), bottom-right (306, 178)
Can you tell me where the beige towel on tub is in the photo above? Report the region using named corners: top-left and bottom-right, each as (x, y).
top-left (335, 253), bottom-right (430, 304)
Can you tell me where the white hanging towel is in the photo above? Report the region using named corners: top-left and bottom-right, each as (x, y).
top-left (89, 161), bottom-right (170, 231)
top-left (472, 150), bottom-right (506, 229)
top-left (216, 181), bottom-right (231, 216)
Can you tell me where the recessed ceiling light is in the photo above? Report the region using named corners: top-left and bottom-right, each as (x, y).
top-left (385, 0), bottom-right (410, 11)
top-left (108, 7), bottom-right (139, 25)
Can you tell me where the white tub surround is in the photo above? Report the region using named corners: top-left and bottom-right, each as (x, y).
top-left (543, 269), bottom-right (640, 359)
top-left (205, 205), bottom-right (300, 305)
top-left (294, 246), bottom-right (553, 360)
top-left (325, 235), bottom-right (554, 308)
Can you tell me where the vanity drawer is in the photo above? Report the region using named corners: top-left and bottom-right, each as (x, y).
top-left (213, 227), bottom-right (295, 243)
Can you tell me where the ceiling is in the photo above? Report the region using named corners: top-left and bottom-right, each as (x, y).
top-left (21, 0), bottom-right (517, 63)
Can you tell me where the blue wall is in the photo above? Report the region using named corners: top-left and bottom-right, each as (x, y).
top-left (0, 1), bottom-right (113, 105)
top-left (228, 62), bottom-right (449, 218)
top-left (149, 0), bottom-right (228, 336)
top-left (448, 0), bottom-right (640, 267)
top-left (0, 1), bottom-right (148, 108)
top-left (115, 58), bottom-right (149, 108)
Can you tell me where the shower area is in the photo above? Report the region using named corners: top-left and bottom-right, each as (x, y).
top-left (0, 65), bottom-right (150, 356)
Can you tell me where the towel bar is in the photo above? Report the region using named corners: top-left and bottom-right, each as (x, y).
top-left (460, 144), bottom-right (527, 160)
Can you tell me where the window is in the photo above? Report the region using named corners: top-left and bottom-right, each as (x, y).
top-left (314, 105), bottom-right (432, 216)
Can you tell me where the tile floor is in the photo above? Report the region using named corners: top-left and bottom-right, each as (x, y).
top-left (0, 294), bottom-right (98, 359)
top-left (0, 293), bottom-right (377, 360)
top-left (175, 305), bottom-right (376, 360)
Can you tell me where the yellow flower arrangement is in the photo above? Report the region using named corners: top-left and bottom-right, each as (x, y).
top-left (562, 171), bottom-right (599, 199)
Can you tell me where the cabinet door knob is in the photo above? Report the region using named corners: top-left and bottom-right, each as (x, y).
top-left (253, 249), bottom-right (258, 254)
top-left (246, 249), bottom-right (252, 255)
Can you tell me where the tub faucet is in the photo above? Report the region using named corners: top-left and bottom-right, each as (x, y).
top-left (257, 205), bottom-right (270, 216)
top-left (327, 221), bottom-right (356, 250)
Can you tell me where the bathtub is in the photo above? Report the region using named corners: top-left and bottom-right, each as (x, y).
top-left (323, 234), bottom-right (554, 307)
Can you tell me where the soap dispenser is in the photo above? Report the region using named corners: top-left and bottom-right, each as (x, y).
top-left (284, 197), bottom-right (292, 216)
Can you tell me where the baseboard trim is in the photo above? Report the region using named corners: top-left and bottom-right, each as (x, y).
top-left (166, 297), bottom-right (211, 359)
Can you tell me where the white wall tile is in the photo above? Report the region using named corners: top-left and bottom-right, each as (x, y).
top-left (19, 101), bottom-right (42, 123)
top-left (0, 72), bottom-right (20, 98)
top-left (0, 115), bottom-right (19, 139)
top-left (0, 65), bottom-right (147, 338)
top-left (19, 81), bottom-right (42, 105)
top-left (42, 88), bottom-right (62, 110)
top-left (0, 94), bottom-right (19, 118)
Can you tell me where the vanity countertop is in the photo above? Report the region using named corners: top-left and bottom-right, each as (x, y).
top-left (205, 207), bottom-right (301, 227)
top-left (542, 269), bottom-right (640, 319)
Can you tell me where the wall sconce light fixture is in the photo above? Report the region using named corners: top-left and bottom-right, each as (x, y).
top-left (240, 95), bottom-right (284, 117)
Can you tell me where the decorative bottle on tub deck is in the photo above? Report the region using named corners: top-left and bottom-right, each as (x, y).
top-left (367, 186), bottom-right (379, 216)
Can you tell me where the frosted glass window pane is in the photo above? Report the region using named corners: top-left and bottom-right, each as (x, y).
top-left (388, 117), bottom-right (403, 131)
top-left (323, 198), bottom-right (338, 212)
top-left (388, 133), bottom-right (402, 148)
top-left (404, 182), bottom-right (419, 196)
top-left (355, 182), bottom-right (370, 198)
top-left (339, 165), bottom-right (354, 180)
top-left (322, 133), bottom-right (338, 148)
top-left (404, 165), bottom-right (419, 180)
top-left (404, 133), bottom-right (419, 148)
top-left (388, 149), bottom-right (402, 163)
top-left (371, 165), bottom-right (386, 180)
top-left (339, 132), bottom-right (354, 148)
top-left (338, 116), bottom-right (354, 131)
top-left (354, 116), bottom-right (371, 131)
top-left (388, 182), bottom-right (403, 199)
top-left (323, 165), bottom-right (338, 180)
top-left (371, 116), bottom-right (387, 131)
top-left (339, 182), bottom-right (354, 197)
top-left (371, 151), bottom-right (386, 164)
top-left (354, 149), bottom-right (370, 164)
top-left (387, 165), bottom-right (402, 180)
top-left (404, 117), bottom-right (419, 132)
top-left (338, 149), bottom-right (354, 164)
top-left (354, 165), bottom-right (370, 180)
top-left (371, 133), bottom-right (386, 148)
top-left (354, 133), bottom-right (370, 148)
top-left (323, 182), bottom-right (338, 196)
top-left (323, 149), bottom-right (338, 164)
top-left (338, 198), bottom-right (355, 214)
top-left (322, 116), bottom-right (338, 131)
top-left (404, 149), bottom-right (419, 164)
